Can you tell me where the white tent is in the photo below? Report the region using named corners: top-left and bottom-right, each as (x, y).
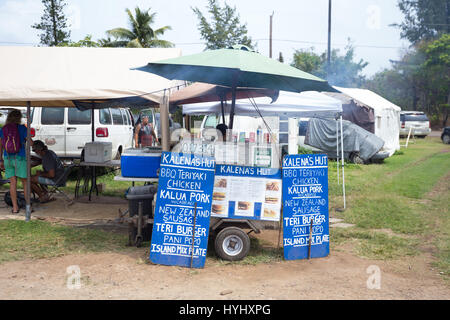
top-left (333, 87), bottom-right (401, 156)
top-left (0, 46), bottom-right (182, 107)
top-left (0, 46), bottom-right (183, 220)
top-left (182, 90), bottom-right (342, 117)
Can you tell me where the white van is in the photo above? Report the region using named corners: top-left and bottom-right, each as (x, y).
top-left (29, 107), bottom-right (134, 159)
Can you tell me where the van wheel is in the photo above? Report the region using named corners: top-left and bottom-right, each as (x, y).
top-left (214, 227), bottom-right (250, 261)
top-left (114, 147), bottom-right (122, 160)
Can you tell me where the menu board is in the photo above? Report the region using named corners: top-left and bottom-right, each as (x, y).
top-left (150, 152), bottom-right (216, 268)
top-left (282, 154), bottom-right (330, 260)
top-left (211, 164), bottom-right (282, 221)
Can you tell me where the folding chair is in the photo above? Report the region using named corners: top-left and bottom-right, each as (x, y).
top-left (39, 164), bottom-right (76, 205)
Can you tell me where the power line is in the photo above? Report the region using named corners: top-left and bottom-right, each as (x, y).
top-left (0, 38), bottom-right (408, 50)
top-left (254, 38), bottom-right (407, 49)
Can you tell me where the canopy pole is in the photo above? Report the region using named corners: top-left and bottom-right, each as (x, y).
top-left (228, 73), bottom-right (239, 131)
top-left (228, 85), bottom-right (237, 130)
top-left (89, 102), bottom-right (97, 201)
top-left (161, 89), bottom-right (171, 151)
top-left (340, 115), bottom-right (346, 209)
top-left (220, 99), bottom-right (225, 124)
top-left (91, 104), bottom-right (95, 142)
top-left (25, 102), bottom-right (32, 222)
top-left (336, 118), bottom-right (339, 185)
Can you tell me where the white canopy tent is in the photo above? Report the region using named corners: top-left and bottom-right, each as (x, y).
top-left (182, 90), bottom-right (342, 117)
top-left (182, 90), bottom-right (347, 209)
top-left (333, 87), bottom-right (402, 156)
top-left (0, 46), bottom-right (183, 220)
top-left (0, 46), bottom-right (182, 107)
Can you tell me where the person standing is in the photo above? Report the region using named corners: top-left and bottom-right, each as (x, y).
top-left (134, 115), bottom-right (158, 148)
top-left (0, 109), bottom-right (29, 213)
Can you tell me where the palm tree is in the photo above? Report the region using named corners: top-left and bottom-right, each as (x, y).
top-left (106, 7), bottom-right (173, 48)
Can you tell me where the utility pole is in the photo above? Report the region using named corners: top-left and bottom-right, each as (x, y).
top-left (269, 11), bottom-right (274, 58)
top-left (327, 0), bottom-right (332, 77)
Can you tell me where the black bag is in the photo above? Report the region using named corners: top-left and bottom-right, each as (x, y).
top-left (4, 191), bottom-right (27, 209)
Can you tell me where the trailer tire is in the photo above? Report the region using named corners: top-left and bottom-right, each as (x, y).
top-left (214, 227), bottom-right (250, 261)
top-left (128, 224), bottom-right (152, 247)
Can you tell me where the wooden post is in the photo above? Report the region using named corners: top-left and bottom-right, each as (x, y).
top-left (160, 90), bottom-right (171, 151)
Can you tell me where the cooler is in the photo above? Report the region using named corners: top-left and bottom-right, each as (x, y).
top-left (84, 142), bottom-right (112, 163)
top-left (120, 147), bottom-right (162, 178)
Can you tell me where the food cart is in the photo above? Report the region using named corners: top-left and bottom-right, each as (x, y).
top-left (121, 138), bottom-right (283, 262)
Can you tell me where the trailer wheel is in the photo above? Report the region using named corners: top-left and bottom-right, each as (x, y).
top-left (128, 224), bottom-right (152, 247)
top-left (214, 227), bottom-right (250, 261)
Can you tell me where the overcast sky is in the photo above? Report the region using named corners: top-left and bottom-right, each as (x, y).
top-left (0, 0), bottom-right (411, 77)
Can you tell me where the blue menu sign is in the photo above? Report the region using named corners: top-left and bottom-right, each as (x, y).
top-left (282, 154), bottom-right (329, 260)
top-left (150, 152), bottom-right (216, 268)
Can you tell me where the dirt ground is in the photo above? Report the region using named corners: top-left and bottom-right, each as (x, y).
top-left (0, 194), bottom-right (449, 300)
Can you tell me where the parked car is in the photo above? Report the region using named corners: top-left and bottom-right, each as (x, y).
top-left (400, 111), bottom-right (431, 138)
top-left (29, 107), bottom-right (134, 159)
top-left (441, 127), bottom-right (450, 144)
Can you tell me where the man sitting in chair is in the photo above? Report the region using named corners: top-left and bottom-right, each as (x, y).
top-left (31, 140), bottom-right (64, 203)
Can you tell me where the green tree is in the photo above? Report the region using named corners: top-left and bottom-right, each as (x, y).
top-left (291, 43), bottom-right (368, 87)
top-left (392, 0), bottom-right (450, 44)
top-left (192, 0), bottom-right (255, 50)
top-left (97, 36), bottom-right (126, 48)
top-left (420, 34), bottom-right (450, 126)
top-left (291, 48), bottom-right (322, 73)
top-left (106, 7), bottom-right (173, 48)
top-left (59, 35), bottom-right (100, 47)
top-left (366, 34), bottom-right (450, 126)
top-left (318, 45), bottom-right (368, 87)
top-left (32, 0), bottom-right (71, 46)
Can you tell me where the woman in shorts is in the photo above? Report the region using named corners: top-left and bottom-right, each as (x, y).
top-left (0, 109), bottom-right (29, 213)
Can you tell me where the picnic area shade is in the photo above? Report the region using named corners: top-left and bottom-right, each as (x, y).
top-left (0, 46), bottom-right (183, 107)
top-left (136, 45), bottom-right (338, 128)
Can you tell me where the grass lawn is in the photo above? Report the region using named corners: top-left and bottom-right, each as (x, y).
top-left (0, 136), bottom-right (448, 275)
top-left (0, 219), bottom-right (129, 264)
top-left (329, 137), bottom-right (449, 278)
